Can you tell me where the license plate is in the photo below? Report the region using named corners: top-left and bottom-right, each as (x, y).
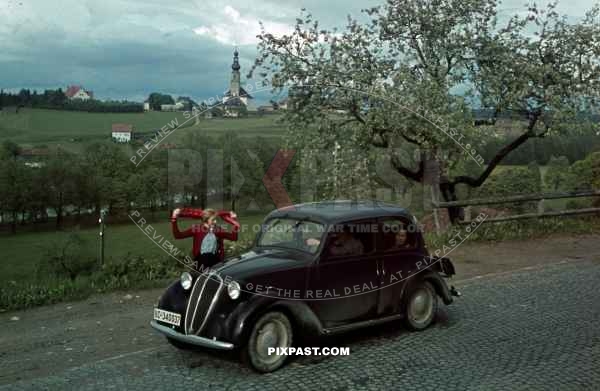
top-left (154, 308), bottom-right (181, 326)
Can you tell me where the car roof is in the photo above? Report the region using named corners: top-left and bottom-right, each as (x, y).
top-left (265, 200), bottom-right (414, 225)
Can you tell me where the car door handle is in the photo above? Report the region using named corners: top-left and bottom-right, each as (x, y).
top-left (377, 260), bottom-right (385, 277)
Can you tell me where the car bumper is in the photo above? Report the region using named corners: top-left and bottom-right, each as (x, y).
top-left (150, 321), bottom-right (235, 350)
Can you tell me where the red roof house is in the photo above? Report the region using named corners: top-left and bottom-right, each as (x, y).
top-left (65, 85), bottom-right (94, 100)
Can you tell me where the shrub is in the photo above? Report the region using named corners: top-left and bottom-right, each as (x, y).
top-left (565, 199), bottom-right (593, 209)
top-left (0, 277), bottom-right (93, 310)
top-left (544, 155), bottom-right (570, 192)
top-left (93, 253), bottom-right (179, 290)
top-left (37, 232), bottom-right (97, 281)
top-left (426, 215), bottom-right (600, 244)
top-left (562, 152), bottom-right (599, 188)
top-left (225, 238), bottom-right (254, 257)
top-left (475, 166), bottom-right (542, 213)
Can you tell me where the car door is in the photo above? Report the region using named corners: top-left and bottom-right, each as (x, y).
top-left (376, 217), bottom-right (425, 317)
top-left (307, 219), bottom-right (380, 328)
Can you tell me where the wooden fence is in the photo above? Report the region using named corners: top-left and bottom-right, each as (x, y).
top-left (433, 190), bottom-right (600, 229)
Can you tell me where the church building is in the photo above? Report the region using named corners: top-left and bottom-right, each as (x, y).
top-left (222, 48), bottom-right (253, 117)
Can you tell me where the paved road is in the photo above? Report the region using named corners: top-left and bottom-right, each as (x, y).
top-left (1, 259), bottom-right (598, 390)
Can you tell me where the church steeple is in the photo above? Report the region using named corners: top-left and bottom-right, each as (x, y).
top-left (222, 47), bottom-right (253, 116)
top-left (231, 47), bottom-right (240, 71)
top-left (230, 47), bottom-right (241, 96)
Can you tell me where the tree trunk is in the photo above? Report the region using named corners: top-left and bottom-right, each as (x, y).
top-left (55, 207), bottom-right (63, 230)
top-left (11, 211), bottom-right (17, 234)
top-left (199, 166), bottom-right (208, 209)
top-left (200, 190), bottom-right (207, 209)
top-left (439, 181), bottom-right (463, 223)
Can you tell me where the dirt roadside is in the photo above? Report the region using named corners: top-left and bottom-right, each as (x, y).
top-left (1, 233), bottom-right (599, 385)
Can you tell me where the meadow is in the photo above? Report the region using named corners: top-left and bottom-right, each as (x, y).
top-left (0, 211), bottom-right (266, 285)
top-left (0, 108), bottom-right (285, 147)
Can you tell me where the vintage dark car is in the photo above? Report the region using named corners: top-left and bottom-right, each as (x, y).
top-left (151, 201), bottom-right (458, 372)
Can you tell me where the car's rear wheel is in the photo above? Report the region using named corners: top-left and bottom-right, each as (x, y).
top-left (242, 311), bottom-right (293, 373)
top-left (403, 281), bottom-right (438, 331)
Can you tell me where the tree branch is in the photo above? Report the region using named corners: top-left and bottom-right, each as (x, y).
top-left (450, 112), bottom-right (544, 188)
top-left (399, 132), bottom-right (422, 146)
top-left (391, 155), bottom-right (424, 182)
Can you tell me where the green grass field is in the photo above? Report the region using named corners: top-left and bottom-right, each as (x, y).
top-left (193, 115), bottom-right (285, 135)
top-left (0, 109), bottom-right (286, 146)
top-left (168, 114), bottom-right (286, 144)
top-left (0, 212), bottom-right (266, 285)
top-left (0, 108), bottom-right (194, 146)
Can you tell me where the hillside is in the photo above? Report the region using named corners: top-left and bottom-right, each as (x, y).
top-left (0, 108), bottom-right (193, 145)
top-left (0, 108), bottom-right (286, 147)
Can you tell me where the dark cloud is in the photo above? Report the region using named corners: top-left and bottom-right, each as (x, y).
top-left (0, 0), bottom-right (593, 102)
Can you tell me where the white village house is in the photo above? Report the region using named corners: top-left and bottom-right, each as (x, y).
top-left (65, 85), bottom-right (93, 100)
top-left (111, 123), bottom-right (133, 143)
top-left (160, 101), bottom-right (185, 111)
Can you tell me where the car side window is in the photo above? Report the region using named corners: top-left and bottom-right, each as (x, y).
top-left (381, 218), bottom-right (418, 252)
top-left (300, 221), bottom-right (325, 251)
top-left (326, 221), bottom-right (375, 258)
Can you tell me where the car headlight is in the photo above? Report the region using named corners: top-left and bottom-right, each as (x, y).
top-left (228, 281), bottom-right (241, 300)
top-left (180, 272), bottom-right (193, 290)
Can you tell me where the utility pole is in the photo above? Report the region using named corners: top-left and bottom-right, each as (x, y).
top-left (99, 209), bottom-right (107, 265)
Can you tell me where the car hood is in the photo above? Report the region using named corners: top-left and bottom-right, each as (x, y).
top-left (213, 248), bottom-right (311, 280)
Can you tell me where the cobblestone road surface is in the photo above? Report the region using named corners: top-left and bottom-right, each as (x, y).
top-left (1, 260), bottom-right (599, 390)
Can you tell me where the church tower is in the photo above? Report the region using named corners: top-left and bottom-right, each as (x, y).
top-left (230, 48), bottom-right (241, 97)
top-left (222, 48), bottom-right (253, 117)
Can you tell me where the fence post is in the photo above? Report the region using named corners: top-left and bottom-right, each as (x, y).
top-left (464, 206), bottom-right (472, 223)
top-left (537, 199), bottom-right (545, 215)
top-left (99, 209), bottom-right (107, 266)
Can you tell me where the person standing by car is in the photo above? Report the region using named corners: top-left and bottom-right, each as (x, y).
top-left (171, 207), bottom-right (240, 268)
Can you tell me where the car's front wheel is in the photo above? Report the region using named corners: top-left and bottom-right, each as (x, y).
top-left (242, 311), bottom-right (293, 373)
top-left (403, 281), bottom-right (438, 331)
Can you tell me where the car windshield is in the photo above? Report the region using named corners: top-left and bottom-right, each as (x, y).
top-left (257, 218), bottom-right (325, 254)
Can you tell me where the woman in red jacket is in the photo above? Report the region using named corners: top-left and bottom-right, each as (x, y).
top-left (171, 207), bottom-right (240, 267)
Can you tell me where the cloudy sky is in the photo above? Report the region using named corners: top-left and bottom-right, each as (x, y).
top-left (0, 0), bottom-right (596, 104)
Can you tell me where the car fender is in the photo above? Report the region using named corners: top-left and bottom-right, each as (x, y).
top-left (157, 280), bottom-right (187, 311)
top-left (401, 271), bottom-right (453, 306)
top-left (226, 296), bottom-right (323, 346)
